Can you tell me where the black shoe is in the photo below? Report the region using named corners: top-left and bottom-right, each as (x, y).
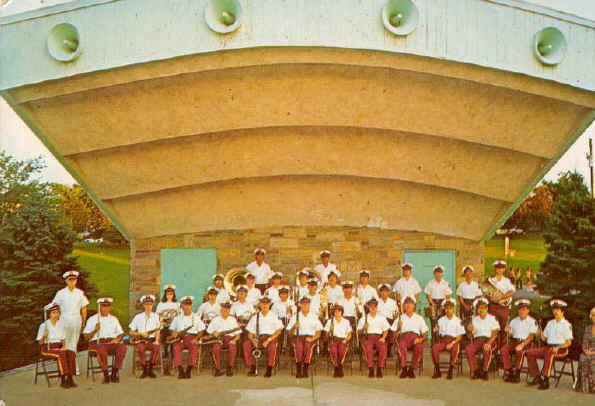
top-left (503, 369), bottom-right (512, 382)
top-left (60, 375), bottom-right (69, 389)
top-left (527, 376), bottom-right (541, 386)
top-left (333, 366), bottom-right (339, 378)
top-left (399, 367), bottom-right (408, 379)
top-left (432, 366), bottom-right (442, 379)
top-left (264, 367), bottom-right (272, 378)
top-left (338, 365), bottom-right (344, 378)
top-left (148, 364), bottom-right (156, 379)
top-left (295, 363), bottom-right (302, 378)
top-left (185, 366), bottom-right (192, 379)
top-left (226, 367), bottom-right (233, 377)
top-left (177, 366), bottom-right (185, 379)
top-left (511, 370), bottom-right (521, 383)
top-left (214, 369), bottom-right (225, 377)
top-left (111, 369), bottom-right (120, 383)
top-left (139, 365), bottom-right (149, 379)
top-left (248, 366), bottom-right (257, 377)
top-left (471, 370), bottom-right (479, 380)
top-left (303, 364), bottom-right (309, 378)
top-left (369, 367), bottom-right (375, 378)
top-left (538, 377), bottom-right (549, 390)
top-left (103, 371), bottom-right (111, 384)
top-left (447, 366), bottom-right (453, 380)
top-left (376, 366), bottom-right (383, 378)
top-left (67, 375), bottom-right (77, 388)
top-left (480, 370), bottom-right (489, 381)
top-left (408, 367), bottom-right (415, 378)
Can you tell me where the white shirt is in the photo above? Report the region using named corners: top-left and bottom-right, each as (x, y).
top-left (456, 280), bottom-right (482, 300)
top-left (206, 315), bottom-right (241, 336)
top-left (490, 276), bottom-right (516, 294)
top-left (246, 261), bottom-right (274, 285)
top-left (246, 287), bottom-right (262, 307)
top-left (83, 313), bottom-right (124, 340)
top-left (314, 263), bottom-right (339, 284)
top-left (37, 319), bottom-right (66, 343)
top-left (471, 314), bottom-right (500, 338)
top-left (171, 313), bottom-right (206, 335)
top-left (196, 301), bottom-right (221, 321)
top-left (357, 313), bottom-right (390, 335)
top-left (296, 283), bottom-right (310, 299)
top-left (543, 318), bottom-right (573, 345)
top-left (231, 301), bottom-right (255, 320)
top-left (156, 301), bottom-right (180, 314)
top-left (286, 311), bottom-right (323, 336)
top-left (271, 299), bottom-right (296, 319)
top-left (326, 285), bottom-right (344, 304)
top-left (392, 312), bottom-right (429, 335)
top-left (337, 296), bottom-right (362, 318)
top-left (392, 277), bottom-right (422, 300)
top-left (509, 316), bottom-right (538, 340)
top-left (215, 287), bottom-right (230, 304)
top-left (246, 311), bottom-right (284, 336)
top-left (424, 279), bottom-right (453, 300)
top-left (437, 315), bottom-right (465, 337)
top-left (324, 317), bottom-right (352, 339)
top-left (357, 284), bottom-right (378, 305)
top-left (129, 312), bottom-right (161, 338)
top-left (52, 287), bottom-right (89, 317)
top-left (265, 285), bottom-right (282, 303)
top-left (306, 293), bottom-right (322, 317)
top-left (377, 297), bottom-right (399, 320)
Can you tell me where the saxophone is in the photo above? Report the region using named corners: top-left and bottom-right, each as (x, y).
top-left (200, 327), bottom-right (242, 345)
top-left (130, 328), bottom-right (160, 344)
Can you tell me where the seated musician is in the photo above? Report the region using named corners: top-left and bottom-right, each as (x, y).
top-left (358, 298), bottom-right (390, 378)
top-left (393, 296), bottom-right (428, 379)
top-left (156, 284), bottom-right (179, 375)
top-left (37, 302), bottom-right (77, 389)
top-left (324, 304), bottom-right (352, 378)
top-left (501, 298), bottom-right (538, 383)
top-left (129, 294), bottom-right (161, 379)
top-left (431, 298), bottom-right (464, 379)
top-left (207, 301), bottom-right (241, 377)
top-left (212, 274), bottom-right (230, 304)
top-left (377, 283), bottom-right (398, 356)
top-left (304, 278), bottom-right (322, 318)
top-left (243, 297), bottom-right (283, 378)
top-left (231, 285), bottom-right (255, 325)
top-left (286, 296), bottom-right (323, 378)
top-left (338, 281), bottom-right (362, 333)
top-left (465, 297), bottom-right (500, 381)
top-left (526, 299), bottom-right (573, 390)
top-left (271, 285), bottom-right (296, 354)
top-left (196, 286), bottom-right (221, 324)
top-left (83, 297), bottom-right (127, 384)
top-left (170, 296), bottom-right (206, 379)
top-left (245, 273), bottom-right (262, 307)
top-left (265, 272), bottom-right (284, 304)
top-left (295, 269), bottom-right (310, 299)
top-left (326, 271), bottom-right (344, 305)
top-left (456, 266), bottom-right (481, 323)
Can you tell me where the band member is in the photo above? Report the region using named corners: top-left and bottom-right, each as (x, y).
top-left (424, 265), bottom-right (452, 330)
top-left (170, 296), bottom-right (206, 379)
top-left (156, 284), bottom-right (179, 375)
top-left (196, 286), bottom-right (222, 323)
top-left (207, 301), bottom-right (241, 377)
top-left (52, 270), bottom-right (89, 375)
top-left (465, 297), bottom-right (500, 381)
top-left (231, 285), bottom-right (255, 324)
top-left (271, 286), bottom-right (296, 354)
top-left (325, 271), bottom-right (344, 305)
top-left (456, 266), bottom-right (482, 322)
top-left (377, 283), bottom-right (398, 356)
top-left (358, 298), bottom-right (390, 378)
top-left (245, 273), bottom-right (262, 307)
top-left (305, 278), bottom-right (322, 317)
top-left (357, 270), bottom-right (378, 306)
top-left (265, 272), bottom-right (284, 303)
top-left (526, 299), bottom-right (573, 390)
top-left (337, 281), bottom-right (362, 334)
top-left (129, 295), bottom-right (161, 379)
top-left (324, 304), bottom-right (352, 378)
top-left (393, 296), bottom-right (428, 379)
top-left (392, 263), bottom-right (421, 310)
top-left (286, 296), bottom-right (323, 378)
top-left (83, 297), bottom-right (127, 384)
top-left (314, 250), bottom-right (340, 284)
top-left (37, 302), bottom-right (77, 388)
top-left (246, 248), bottom-right (274, 294)
top-left (295, 269), bottom-right (310, 299)
top-left (212, 274), bottom-right (230, 304)
top-left (243, 297), bottom-right (283, 377)
top-left (431, 299), bottom-right (465, 379)
top-left (488, 260), bottom-right (516, 344)
top-left (501, 299), bottom-right (538, 383)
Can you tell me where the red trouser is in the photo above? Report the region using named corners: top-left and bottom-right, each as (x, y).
top-left (89, 340), bottom-right (127, 371)
top-left (243, 335), bottom-right (277, 367)
top-left (329, 337), bottom-right (349, 366)
top-left (398, 332), bottom-right (423, 369)
top-left (432, 336), bottom-right (460, 366)
top-left (526, 345), bottom-right (568, 378)
top-left (135, 340), bottom-right (160, 366)
top-left (488, 304), bottom-right (509, 344)
top-left (40, 343), bottom-right (76, 375)
top-left (211, 336), bottom-right (238, 369)
top-left (364, 334), bottom-right (387, 368)
top-left (500, 339), bottom-right (527, 371)
top-left (172, 335), bottom-right (199, 368)
top-left (465, 337), bottom-right (496, 372)
top-left (293, 336), bottom-right (316, 365)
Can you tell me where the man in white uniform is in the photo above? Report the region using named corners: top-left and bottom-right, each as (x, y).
top-left (295, 269), bottom-right (310, 299)
top-left (212, 274), bottom-right (230, 304)
top-left (207, 301), bottom-right (242, 377)
top-left (358, 298), bottom-right (390, 378)
top-left (129, 294), bottom-right (161, 379)
top-left (196, 287), bottom-right (222, 324)
top-left (231, 285), bottom-right (255, 326)
top-left (377, 283), bottom-right (399, 356)
top-left (393, 296), bottom-right (428, 379)
top-left (393, 263), bottom-right (421, 310)
top-left (501, 298), bottom-right (538, 383)
top-left (265, 272), bottom-right (284, 303)
top-left (431, 298), bottom-right (465, 379)
top-left (246, 248), bottom-right (274, 294)
top-left (314, 250), bottom-right (339, 284)
top-left (286, 297), bottom-right (323, 378)
top-left (487, 260), bottom-right (516, 345)
top-left (305, 278), bottom-right (323, 317)
top-left (245, 273), bottom-right (262, 307)
top-left (324, 304), bottom-right (352, 378)
top-left (325, 270), bottom-right (344, 305)
top-left (465, 297), bottom-right (500, 381)
top-left (357, 270), bottom-right (378, 307)
top-left (424, 265), bottom-right (453, 332)
top-left (456, 265), bottom-right (482, 322)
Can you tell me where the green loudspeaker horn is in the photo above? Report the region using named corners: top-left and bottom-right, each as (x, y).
top-left (382, 0), bottom-right (419, 36)
top-left (205, 0), bottom-right (243, 34)
top-left (533, 27), bottom-right (567, 66)
top-left (47, 23), bottom-right (81, 62)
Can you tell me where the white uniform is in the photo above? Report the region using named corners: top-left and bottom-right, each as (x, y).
top-left (314, 263), bottom-right (339, 284)
top-left (305, 293), bottom-right (322, 317)
top-left (286, 312), bottom-right (323, 336)
top-left (377, 297), bottom-right (399, 320)
top-left (206, 316), bottom-right (241, 336)
top-left (471, 314), bottom-right (500, 338)
top-left (246, 287), bottom-right (262, 307)
top-left (196, 301), bottom-right (221, 322)
top-left (326, 285), bottom-right (344, 305)
top-left (337, 296), bottom-right (362, 318)
top-left (542, 318), bottom-right (573, 345)
top-left (215, 287), bottom-right (231, 304)
top-left (271, 299), bottom-right (296, 320)
top-left (508, 316), bottom-right (538, 340)
top-left (392, 313), bottom-right (429, 335)
top-left (324, 318), bottom-right (352, 339)
top-left (37, 320), bottom-right (67, 343)
top-left (357, 313), bottom-right (390, 335)
top-left (52, 287), bottom-right (89, 351)
top-left (246, 261), bottom-right (274, 285)
top-left (424, 279), bottom-right (453, 300)
top-left (296, 284), bottom-right (310, 299)
top-left (357, 285), bottom-right (378, 306)
top-left (490, 276), bottom-right (516, 294)
top-left (437, 315), bottom-right (465, 337)
top-left (392, 277), bottom-right (422, 301)
top-left (129, 312), bottom-right (161, 338)
top-left (456, 281), bottom-right (482, 300)
top-left (246, 311), bottom-right (284, 336)
top-left (156, 301), bottom-right (180, 314)
top-left (171, 313), bottom-right (206, 335)
top-left (83, 314), bottom-right (124, 340)
top-left (265, 286), bottom-right (282, 303)
top-left (231, 301), bottom-right (255, 321)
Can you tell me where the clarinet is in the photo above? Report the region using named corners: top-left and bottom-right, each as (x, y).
top-left (254, 311), bottom-right (260, 376)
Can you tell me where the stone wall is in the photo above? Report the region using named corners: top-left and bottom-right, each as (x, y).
top-left (129, 226), bottom-right (484, 314)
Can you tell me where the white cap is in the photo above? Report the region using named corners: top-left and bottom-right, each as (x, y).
top-left (444, 298), bottom-right (456, 307)
top-left (180, 295), bottom-right (195, 304)
top-left (514, 298), bottom-right (531, 307)
top-left (549, 298), bottom-right (567, 308)
top-left (163, 284), bottom-right (177, 291)
top-left (254, 248), bottom-right (266, 255)
top-left (236, 284), bottom-right (249, 292)
top-left (377, 283), bottom-right (391, 291)
top-left (140, 294), bottom-right (156, 303)
top-left (44, 302), bottom-right (60, 311)
top-left (359, 269), bottom-right (370, 276)
top-left (401, 263), bottom-right (413, 270)
top-left (493, 260), bottom-right (507, 267)
top-left (212, 274), bottom-right (224, 281)
top-left (341, 280), bottom-right (354, 287)
top-left (297, 268), bottom-right (310, 276)
top-left (402, 295), bottom-right (416, 304)
top-left (97, 297), bottom-right (114, 305)
top-left (62, 270), bottom-right (79, 279)
top-left (433, 265), bottom-right (445, 273)
top-left (245, 272), bottom-right (255, 279)
top-left (462, 265), bottom-right (474, 273)
top-left (320, 250), bottom-right (331, 257)
top-left (473, 297), bottom-right (489, 308)
top-left (271, 271), bottom-right (283, 279)
top-left (328, 269), bottom-right (341, 278)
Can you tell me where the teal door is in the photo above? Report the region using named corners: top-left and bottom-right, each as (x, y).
top-left (161, 249), bottom-right (217, 312)
top-left (402, 250), bottom-right (456, 336)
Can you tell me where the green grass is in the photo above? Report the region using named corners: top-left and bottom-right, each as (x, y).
top-left (484, 233), bottom-right (547, 276)
top-left (71, 242), bottom-right (130, 325)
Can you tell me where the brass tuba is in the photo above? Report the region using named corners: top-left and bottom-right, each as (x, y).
top-left (224, 267), bottom-right (249, 299)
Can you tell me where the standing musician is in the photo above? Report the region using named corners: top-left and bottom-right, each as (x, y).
top-left (337, 281), bottom-right (363, 348)
top-left (487, 260), bottom-right (516, 345)
top-left (526, 299), bottom-right (573, 390)
top-left (156, 284), bottom-right (179, 375)
top-left (295, 269), bottom-right (310, 299)
top-left (265, 272), bottom-right (284, 304)
top-left (246, 248), bottom-right (274, 294)
top-left (377, 283), bottom-right (399, 356)
top-left (245, 272), bottom-right (262, 307)
top-left (501, 298), bottom-right (538, 383)
top-left (392, 263), bottom-right (421, 312)
top-left (286, 296), bottom-right (323, 378)
top-left (314, 250), bottom-right (340, 284)
top-left (431, 298), bottom-right (465, 380)
top-left (324, 304), bottom-right (352, 378)
top-left (37, 302), bottom-right (77, 389)
top-left (424, 265), bottom-right (453, 333)
top-left (393, 296), bottom-right (428, 379)
top-left (83, 297), bottom-right (127, 384)
top-left (170, 296), bottom-right (206, 379)
top-left (456, 265), bottom-right (482, 323)
top-left (231, 285), bottom-right (255, 324)
top-left (465, 297), bottom-right (500, 381)
top-left (325, 270), bottom-right (344, 305)
top-left (52, 270), bottom-right (89, 376)
top-left (305, 278), bottom-right (323, 318)
top-left (196, 286), bottom-right (222, 324)
top-left (243, 297), bottom-right (284, 378)
top-left (271, 285), bottom-right (296, 354)
top-left (207, 301), bottom-right (242, 377)
top-left (129, 295), bottom-right (161, 379)
top-left (358, 298), bottom-right (390, 378)
top-left (212, 274), bottom-right (230, 304)
top-left (357, 270), bottom-right (378, 306)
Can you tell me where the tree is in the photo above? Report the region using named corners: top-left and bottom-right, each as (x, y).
top-left (0, 152), bottom-right (97, 371)
top-left (503, 183), bottom-right (553, 232)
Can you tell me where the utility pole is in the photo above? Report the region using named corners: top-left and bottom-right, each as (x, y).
top-left (589, 138), bottom-right (594, 198)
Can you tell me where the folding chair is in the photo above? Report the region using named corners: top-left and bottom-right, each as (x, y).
top-left (131, 345), bottom-right (163, 376)
top-left (86, 350), bottom-right (114, 381)
top-left (552, 355), bottom-right (576, 388)
top-left (33, 354), bottom-right (62, 387)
